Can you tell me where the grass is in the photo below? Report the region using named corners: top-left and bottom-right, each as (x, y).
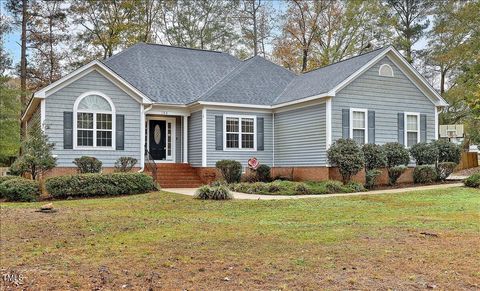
top-left (1, 186), bottom-right (479, 289)
top-left (228, 180), bottom-right (365, 195)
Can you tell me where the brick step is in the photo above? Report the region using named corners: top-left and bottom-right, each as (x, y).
top-left (160, 183), bottom-right (203, 188)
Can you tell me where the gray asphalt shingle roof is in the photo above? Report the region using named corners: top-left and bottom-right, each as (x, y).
top-left (103, 43), bottom-right (388, 106)
top-left (103, 43), bottom-right (241, 104)
top-left (274, 47), bottom-right (388, 105)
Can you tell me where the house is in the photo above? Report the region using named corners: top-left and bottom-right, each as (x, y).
top-left (21, 43), bottom-right (448, 187)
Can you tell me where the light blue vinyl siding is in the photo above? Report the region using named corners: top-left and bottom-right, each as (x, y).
top-left (188, 110), bottom-right (202, 167)
top-left (274, 103), bottom-right (327, 166)
top-left (206, 110), bottom-right (273, 167)
top-left (44, 71), bottom-right (141, 167)
top-left (332, 56), bottom-right (436, 144)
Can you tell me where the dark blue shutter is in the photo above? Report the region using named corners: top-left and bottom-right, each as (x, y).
top-left (63, 112), bottom-right (73, 149)
top-left (420, 114), bottom-right (427, 142)
top-left (342, 109), bottom-right (350, 139)
top-left (215, 116), bottom-right (223, 150)
top-left (398, 113), bottom-right (404, 145)
top-left (116, 114), bottom-right (124, 150)
top-left (368, 111), bottom-right (375, 144)
top-left (257, 117), bottom-right (264, 151)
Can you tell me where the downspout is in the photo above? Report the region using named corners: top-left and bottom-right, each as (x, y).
top-left (138, 104), bottom-right (153, 172)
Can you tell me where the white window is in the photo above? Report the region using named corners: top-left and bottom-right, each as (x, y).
top-left (350, 108), bottom-right (368, 144)
top-left (379, 64), bottom-right (394, 77)
top-left (405, 112), bottom-right (420, 147)
top-left (73, 92), bottom-right (115, 149)
top-left (224, 115), bottom-right (256, 150)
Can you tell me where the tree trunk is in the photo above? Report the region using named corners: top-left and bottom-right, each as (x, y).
top-left (20, 0), bottom-right (28, 107)
top-left (253, 2), bottom-right (258, 56)
top-left (302, 48), bottom-right (308, 72)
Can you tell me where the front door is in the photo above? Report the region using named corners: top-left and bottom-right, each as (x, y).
top-left (149, 120), bottom-right (166, 160)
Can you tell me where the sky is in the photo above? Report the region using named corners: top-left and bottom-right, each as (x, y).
top-left (1, 0), bottom-right (428, 66)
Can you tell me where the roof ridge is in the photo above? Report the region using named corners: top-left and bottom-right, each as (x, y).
top-left (102, 42), bottom-right (144, 64)
top-left (141, 42), bottom-right (229, 54)
top-left (195, 57), bottom-right (258, 102)
top-left (302, 46), bottom-right (389, 75)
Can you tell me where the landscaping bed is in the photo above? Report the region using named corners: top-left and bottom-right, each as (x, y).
top-left (227, 180), bottom-right (366, 195)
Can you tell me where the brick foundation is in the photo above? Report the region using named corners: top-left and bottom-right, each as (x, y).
top-left (271, 167), bottom-right (330, 181)
top-left (42, 167), bottom-right (141, 179)
top-left (195, 167), bottom-right (220, 184)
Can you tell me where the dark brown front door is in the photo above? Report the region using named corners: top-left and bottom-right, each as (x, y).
top-left (149, 120), bottom-right (166, 160)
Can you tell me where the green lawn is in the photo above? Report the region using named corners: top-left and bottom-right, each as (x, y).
top-left (1, 187), bottom-right (479, 289)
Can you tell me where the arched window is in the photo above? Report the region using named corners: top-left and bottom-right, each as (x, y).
top-left (73, 92), bottom-right (115, 148)
top-left (379, 64), bottom-right (394, 77)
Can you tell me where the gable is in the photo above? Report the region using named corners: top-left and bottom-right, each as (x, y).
top-left (337, 55), bottom-right (435, 107)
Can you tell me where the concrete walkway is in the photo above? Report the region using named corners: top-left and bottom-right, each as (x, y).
top-left (163, 182), bottom-right (464, 200)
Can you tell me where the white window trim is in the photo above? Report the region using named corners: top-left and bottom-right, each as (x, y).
top-left (223, 114), bottom-right (257, 151)
top-left (379, 63), bottom-right (394, 77)
top-left (404, 112), bottom-right (420, 148)
top-left (349, 108), bottom-right (368, 144)
top-left (73, 91), bottom-right (116, 150)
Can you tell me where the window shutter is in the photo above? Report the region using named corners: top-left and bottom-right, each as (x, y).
top-left (257, 117), bottom-right (264, 151)
top-left (420, 114), bottom-right (427, 142)
top-left (368, 111), bottom-right (375, 144)
top-left (342, 109), bottom-right (350, 139)
top-left (215, 115), bottom-right (223, 150)
top-left (398, 113), bottom-right (404, 145)
top-left (116, 114), bottom-right (124, 150)
top-left (63, 112), bottom-right (73, 149)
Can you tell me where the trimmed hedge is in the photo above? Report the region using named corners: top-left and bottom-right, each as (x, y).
top-left (45, 173), bottom-right (156, 198)
top-left (413, 165), bottom-right (438, 184)
top-left (327, 139), bottom-right (365, 184)
top-left (195, 185), bottom-right (233, 200)
top-left (0, 175), bottom-right (20, 184)
top-left (0, 177), bottom-right (40, 202)
top-left (433, 140), bottom-right (462, 163)
top-left (73, 156), bottom-right (102, 173)
top-left (409, 142), bottom-right (439, 165)
top-left (256, 164), bottom-right (271, 182)
top-left (464, 173), bottom-right (480, 188)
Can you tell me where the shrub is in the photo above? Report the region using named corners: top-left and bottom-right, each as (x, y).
top-left (216, 160), bottom-right (242, 184)
top-left (256, 164), bottom-right (271, 182)
top-left (437, 162), bottom-right (457, 181)
top-left (114, 157), bottom-right (138, 172)
top-left (344, 182), bottom-right (366, 193)
top-left (409, 142), bottom-right (439, 165)
top-left (210, 180), bottom-right (227, 187)
top-left (0, 175), bottom-right (20, 184)
top-left (464, 173), bottom-right (480, 188)
top-left (362, 144), bottom-right (387, 171)
top-left (388, 165), bottom-right (407, 185)
top-left (382, 142), bottom-right (410, 168)
top-left (293, 183), bottom-right (310, 195)
top-left (73, 156), bottom-right (102, 173)
top-left (0, 178), bottom-right (40, 202)
top-left (324, 180), bottom-right (343, 193)
top-left (327, 139), bottom-right (365, 184)
top-left (241, 172), bottom-right (259, 183)
top-left (365, 169), bottom-right (382, 189)
top-left (433, 140), bottom-right (462, 163)
top-left (9, 124), bottom-right (56, 180)
top-left (413, 165), bottom-right (438, 184)
top-left (45, 173), bottom-right (156, 199)
top-left (194, 185), bottom-right (233, 200)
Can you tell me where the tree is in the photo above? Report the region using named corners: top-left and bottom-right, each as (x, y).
top-left (6, 0), bottom-right (31, 107)
top-left (385, 0), bottom-right (431, 63)
top-left (10, 123), bottom-right (56, 180)
top-left (0, 14), bottom-right (13, 74)
top-left (313, 0), bottom-right (391, 66)
top-left (273, 0), bottom-right (326, 72)
top-left (159, 0), bottom-right (240, 52)
top-left (28, 0), bottom-right (70, 90)
top-left (238, 0), bottom-right (275, 57)
top-left (70, 0), bottom-right (138, 60)
top-left (0, 77), bottom-right (21, 165)
top-left (421, 0), bottom-right (478, 94)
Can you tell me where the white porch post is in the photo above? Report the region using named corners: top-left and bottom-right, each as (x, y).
top-left (183, 115), bottom-right (188, 163)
